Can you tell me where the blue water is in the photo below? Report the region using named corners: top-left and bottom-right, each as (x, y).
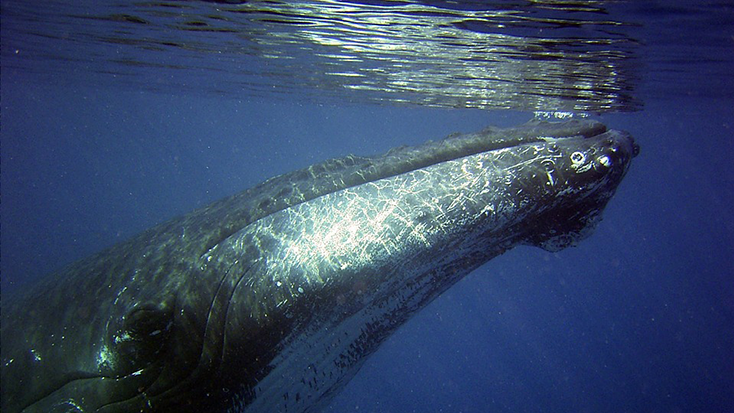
top-left (2, 1), bottom-right (733, 412)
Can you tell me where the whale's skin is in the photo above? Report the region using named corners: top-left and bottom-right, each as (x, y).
top-left (0, 120), bottom-right (637, 413)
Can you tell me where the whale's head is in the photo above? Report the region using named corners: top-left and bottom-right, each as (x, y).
top-left (1, 120), bottom-right (637, 413)
top-left (514, 125), bottom-right (639, 251)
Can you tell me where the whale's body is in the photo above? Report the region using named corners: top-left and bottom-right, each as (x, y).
top-left (1, 120), bottom-right (637, 413)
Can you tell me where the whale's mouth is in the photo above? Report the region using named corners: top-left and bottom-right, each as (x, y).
top-left (290, 119), bottom-right (611, 195)
top-left (14, 367), bottom-right (162, 413)
top-left (198, 119), bottom-right (616, 256)
top-left (367, 119), bottom-right (610, 173)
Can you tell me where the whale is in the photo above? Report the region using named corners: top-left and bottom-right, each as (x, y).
top-left (1, 119), bottom-right (638, 413)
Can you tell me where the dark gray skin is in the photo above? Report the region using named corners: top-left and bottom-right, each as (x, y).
top-left (1, 120), bottom-right (638, 413)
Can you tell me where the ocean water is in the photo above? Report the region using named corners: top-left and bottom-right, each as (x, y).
top-left (1, 1), bottom-right (733, 412)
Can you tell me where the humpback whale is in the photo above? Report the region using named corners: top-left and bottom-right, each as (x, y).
top-left (1, 119), bottom-right (637, 413)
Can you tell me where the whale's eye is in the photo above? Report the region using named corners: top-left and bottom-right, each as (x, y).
top-left (106, 303), bottom-right (173, 376)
